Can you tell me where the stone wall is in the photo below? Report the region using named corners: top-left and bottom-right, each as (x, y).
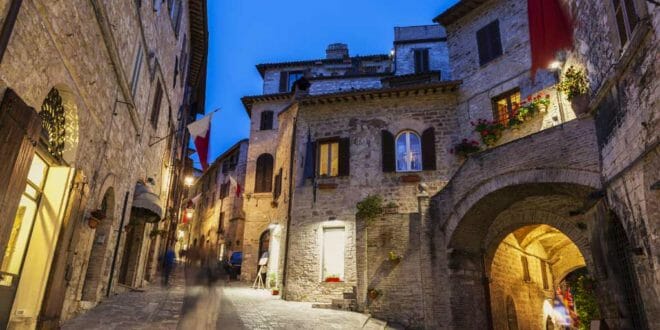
top-left (0, 0), bottom-right (193, 326)
top-left (284, 90), bottom-right (459, 303)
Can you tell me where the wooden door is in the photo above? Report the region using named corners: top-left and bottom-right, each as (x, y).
top-left (0, 89), bottom-right (41, 329)
top-left (37, 171), bottom-right (88, 329)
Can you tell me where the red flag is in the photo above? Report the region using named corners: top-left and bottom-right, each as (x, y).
top-left (187, 114), bottom-right (213, 170)
top-left (527, 0), bottom-right (574, 80)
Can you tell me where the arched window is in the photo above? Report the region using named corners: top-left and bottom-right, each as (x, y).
top-left (395, 131), bottom-right (422, 172)
top-left (40, 88), bottom-right (66, 159)
top-left (260, 111), bottom-right (274, 130)
top-left (254, 154), bottom-right (274, 193)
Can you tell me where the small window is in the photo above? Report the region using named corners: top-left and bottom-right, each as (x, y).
top-left (540, 260), bottom-right (550, 290)
top-left (414, 49), bottom-right (430, 73)
top-left (521, 256), bottom-right (531, 282)
top-left (130, 44), bottom-right (143, 97)
top-left (612, 0), bottom-right (638, 46)
top-left (476, 20), bottom-right (503, 66)
top-left (322, 227), bottom-right (345, 281)
top-left (318, 140), bottom-right (339, 177)
top-left (279, 71), bottom-right (304, 92)
top-left (254, 154), bottom-right (274, 193)
top-left (492, 89), bottom-right (521, 125)
top-left (150, 82), bottom-right (163, 129)
top-left (395, 131), bottom-right (422, 172)
top-left (260, 111), bottom-right (274, 130)
top-left (273, 168), bottom-right (283, 199)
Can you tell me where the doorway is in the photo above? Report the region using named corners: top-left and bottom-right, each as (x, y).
top-left (81, 188), bottom-right (115, 302)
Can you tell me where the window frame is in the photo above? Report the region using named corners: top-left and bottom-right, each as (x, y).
top-left (317, 138), bottom-right (340, 177)
top-left (491, 88), bottom-right (521, 126)
top-left (476, 20), bottom-right (503, 67)
top-left (413, 48), bottom-right (430, 74)
top-left (287, 71), bottom-right (304, 92)
top-left (260, 110), bottom-right (274, 131)
top-left (395, 130), bottom-right (422, 173)
top-left (611, 0), bottom-right (639, 47)
top-left (254, 153), bottom-right (274, 193)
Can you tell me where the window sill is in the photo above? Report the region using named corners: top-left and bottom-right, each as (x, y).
top-left (318, 183), bottom-right (338, 190)
top-left (250, 192), bottom-right (272, 198)
top-left (399, 174), bottom-right (421, 183)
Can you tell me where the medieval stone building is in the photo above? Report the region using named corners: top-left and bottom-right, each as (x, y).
top-left (239, 0), bottom-right (658, 329)
top-left (0, 0), bottom-right (207, 328)
top-left (186, 139), bottom-right (248, 261)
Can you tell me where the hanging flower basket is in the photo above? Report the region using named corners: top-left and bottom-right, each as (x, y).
top-left (87, 209), bottom-right (106, 229)
top-left (368, 288), bottom-right (382, 300)
top-left (271, 288), bottom-right (280, 295)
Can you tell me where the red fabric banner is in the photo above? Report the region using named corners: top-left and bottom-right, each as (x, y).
top-left (527, 0), bottom-right (574, 80)
top-left (194, 130), bottom-right (210, 170)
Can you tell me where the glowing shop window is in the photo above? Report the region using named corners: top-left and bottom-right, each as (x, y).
top-left (322, 227), bottom-right (345, 281)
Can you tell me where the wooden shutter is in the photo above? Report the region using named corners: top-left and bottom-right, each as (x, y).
top-left (38, 171), bottom-right (89, 328)
top-left (338, 138), bottom-right (350, 176)
top-left (279, 72), bottom-right (288, 93)
top-left (303, 138), bottom-right (316, 179)
top-left (260, 111), bottom-right (273, 130)
top-left (273, 168), bottom-right (283, 199)
top-left (381, 130), bottom-right (395, 172)
top-left (422, 49), bottom-right (430, 72)
top-left (414, 50), bottom-right (422, 73)
top-left (477, 20), bottom-right (502, 66)
top-left (255, 154), bottom-right (273, 193)
top-left (422, 127), bottom-right (437, 171)
top-left (0, 89), bottom-right (41, 264)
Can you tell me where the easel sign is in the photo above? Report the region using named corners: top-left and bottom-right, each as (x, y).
top-left (252, 257), bottom-right (269, 289)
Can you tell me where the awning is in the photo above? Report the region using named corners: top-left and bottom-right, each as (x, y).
top-left (132, 182), bottom-right (163, 222)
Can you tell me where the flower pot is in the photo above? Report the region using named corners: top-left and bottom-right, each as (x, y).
top-left (400, 174), bottom-right (421, 183)
top-left (368, 289), bottom-right (380, 300)
top-left (570, 94), bottom-right (590, 115)
top-left (272, 289), bottom-right (280, 295)
top-left (324, 277), bottom-right (341, 283)
top-left (88, 217), bottom-right (100, 229)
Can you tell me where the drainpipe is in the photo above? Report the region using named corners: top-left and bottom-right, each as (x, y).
top-left (281, 112), bottom-right (298, 298)
top-left (0, 0), bottom-right (22, 64)
top-left (106, 191), bottom-right (130, 297)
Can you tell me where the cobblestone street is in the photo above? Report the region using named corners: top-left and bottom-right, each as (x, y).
top-left (63, 266), bottom-right (374, 330)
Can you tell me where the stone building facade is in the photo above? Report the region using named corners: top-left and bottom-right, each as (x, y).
top-left (0, 0), bottom-right (207, 329)
top-left (187, 139), bottom-right (248, 261)
top-left (238, 0), bottom-right (658, 329)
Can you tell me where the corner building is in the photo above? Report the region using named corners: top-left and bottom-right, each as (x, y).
top-left (0, 0), bottom-right (207, 328)
top-left (241, 1), bottom-right (659, 329)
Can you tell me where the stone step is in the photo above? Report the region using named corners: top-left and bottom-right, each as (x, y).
top-left (311, 303), bottom-right (333, 309)
top-left (342, 292), bottom-right (356, 299)
top-left (331, 298), bottom-right (357, 311)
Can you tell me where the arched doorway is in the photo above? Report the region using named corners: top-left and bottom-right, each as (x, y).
top-left (81, 188), bottom-right (115, 302)
top-left (440, 181), bottom-right (648, 329)
top-left (257, 230), bottom-right (270, 282)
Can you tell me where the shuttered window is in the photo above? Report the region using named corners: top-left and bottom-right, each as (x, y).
top-left (260, 111), bottom-right (274, 130)
top-left (254, 154), bottom-right (274, 193)
top-left (492, 89), bottom-right (521, 125)
top-left (150, 82), bottom-right (163, 129)
top-left (476, 20), bottom-right (503, 66)
top-left (612, 0), bottom-right (638, 46)
top-left (317, 138), bottom-right (350, 177)
top-left (383, 129), bottom-right (435, 172)
top-left (414, 49), bottom-right (430, 73)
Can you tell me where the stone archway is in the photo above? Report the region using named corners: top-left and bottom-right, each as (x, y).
top-left (81, 187), bottom-right (115, 302)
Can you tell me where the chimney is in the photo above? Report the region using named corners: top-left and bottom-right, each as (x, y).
top-left (326, 43), bottom-right (349, 60)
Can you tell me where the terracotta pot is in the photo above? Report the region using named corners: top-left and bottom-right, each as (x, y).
top-left (570, 94), bottom-right (590, 115)
top-left (88, 217), bottom-right (100, 229)
top-left (272, 290), bottom-right (280, 295)
top-left (324, 277), bottom-right (341, 283)
top-left (318, 183), bottom-right (338, 190)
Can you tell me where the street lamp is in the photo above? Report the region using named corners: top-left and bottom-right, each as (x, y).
top-left (184, 175), bottom-right (194, 187)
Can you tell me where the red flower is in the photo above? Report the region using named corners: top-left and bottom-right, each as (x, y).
top-left (545, 94), bottom-right (551, 98)
top-left (481, 130), bottom-right (488, 136)
top-left (527, 96), bottom-right (532, 101)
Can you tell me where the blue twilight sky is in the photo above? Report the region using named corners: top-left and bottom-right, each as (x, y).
top-left (195, 0), bottom-right (460, 167)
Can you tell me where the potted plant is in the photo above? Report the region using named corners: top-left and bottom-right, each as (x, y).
top-left (356, 194), bottom-right (383, 224)
top-left (383, 202), bottom-right (398, 214)
top-left (558, 66), bottom-right (589, 114)
top-left (324, 274), bottom-right (341, 282)
top-left (451, 139), bottom-right (481, 157)
top-left (367, 288), bottom-right (382, 300)
top-left (472, 119), bottom-right (504, 146)
top-left (271, 287), bottom-right (280, 295)
top-left (88, 209), bottom-right (106, 229)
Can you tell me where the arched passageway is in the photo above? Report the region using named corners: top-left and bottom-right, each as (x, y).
top-left (439, 182), bottom-right (647, 329)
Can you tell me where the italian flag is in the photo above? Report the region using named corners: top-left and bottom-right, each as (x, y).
top-left (187, 114), bottom-right (213, 171)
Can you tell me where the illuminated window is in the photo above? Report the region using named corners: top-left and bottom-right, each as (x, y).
top-left (492, 89), bottom-right (521, 125)
top-left (395, 131), bottom-right (422, 172)
top-left (322, 227), bottom-right (345, 281)
top-left (318, 141), bottom-right (339, 177)
top-left (0, 155), bottom-right (48, 286)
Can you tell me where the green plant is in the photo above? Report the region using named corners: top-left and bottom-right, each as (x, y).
top-left (472, 119), bottom-right (504, 146)
top-left (356, 194), bottom-right (383, 222)
top-left (149, 229), bottom-right (167, 238)
top-left (565, 271), bottom-right (600, 330)
top-left (558, 66), bottom-right (589, 100)
top-left (385, 201), bottom-right (397, 208)
top-left (268, 272), bottom-right (277, 287)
